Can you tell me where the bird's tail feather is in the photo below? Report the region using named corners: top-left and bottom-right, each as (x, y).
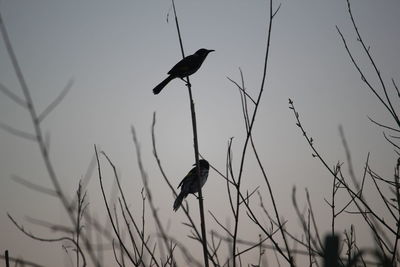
top-left (153, 75), bottom-right (174, 95)
top-left (173, 192), bottom-right (186, 211)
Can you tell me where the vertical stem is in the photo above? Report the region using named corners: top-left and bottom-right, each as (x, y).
top-left (231, 1), bottom-right (291, 265)
top-left (189, 91), bottom-right (209, 267)
top-left (331, 175), bottom-right (336, 236)
top-left (5, 250), bottom-right (9, 267)
top-left (171, 1), bottom-right (209, 266)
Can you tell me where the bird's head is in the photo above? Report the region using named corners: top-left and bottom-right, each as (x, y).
top-left (194, 159), bottom-right (210, 170)
top-left (195, 48), bottom-right (215, 58)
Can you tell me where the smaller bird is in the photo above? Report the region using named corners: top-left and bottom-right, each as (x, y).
top-left (173, 159), bottom-right (210, 211)
top-left (153, 48), bottom-right (214, 95)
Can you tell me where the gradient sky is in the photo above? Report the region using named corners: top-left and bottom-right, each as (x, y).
top-left (1, 0), bottom-right (400, 266)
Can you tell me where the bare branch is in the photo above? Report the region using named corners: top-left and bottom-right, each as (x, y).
top-left (208, 211), bottom-right (233, 238)
top-left (0, 83), bottom-right (26, 108)
top-left (37, 78), bottom-right (74, 123)
top-left (94, 145), bottom-right (138, 266)
top-left (0, 121), bottom-right (36, 141)
top-left (336, 25), bottom-right (396, 121)
top-left (0, 254), bottom-right (44, 267)
top-left (1, 11), bottom-right (101, 266)
top-left (25, 216), bottom-right (73, 234)
top-left (344, 0), bottom-right (399, 126)
top-left (8, 214), bottom-right (87, 267)
top-left (227, 76), bottom-right (256, 105)
top-left (11, 175), bottom-right (57, 197)
top-left (131, 126), bottom-right (175, 266)
top-left (368, 116), bottom-right (400, 133)
top-left (383, 131), bottom-right (400, 151)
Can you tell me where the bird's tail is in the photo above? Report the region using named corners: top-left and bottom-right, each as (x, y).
top-left (173, 192), bottom-right (186, 211)
top-left (153, 75), bottom-right (174, 95)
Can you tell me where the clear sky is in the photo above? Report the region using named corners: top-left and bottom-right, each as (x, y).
top-left (1, 0), bottom-right (400, 266)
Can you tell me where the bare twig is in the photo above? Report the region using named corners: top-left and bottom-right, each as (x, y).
top-left (101, 150), bottom-right (157, 267)
top-left (0, 121), bottom-right (36, 141)
top-left (0, 11), bottom-right (100, 265)
top-left (0, 82), bottom-right (26, 108)
top-left (229, 1), bottom-right (292, 265)
top-left (368, 116), bottom-right (400, 133)
top-left (94, 145), bottom-right (138, 266)
top-left (344, 0), bottom-right (399, 127)
top-left (11, 175), bottom-right (57, 197)
top-left (8, 214), bottom-right (87, 267)
top-left (0, 254), bottom-right (44, 267)
top-left (289, 99), bottom-right (396, 236)
top-left (37, 78), bottom-right (73, 123)
top-left (227, 75), bottom-right (256, 105)
top-left (131, 126), bottom-right (176, 266)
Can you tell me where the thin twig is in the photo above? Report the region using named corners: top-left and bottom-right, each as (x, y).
top-left (11, 175), bottom-right (57, 196)
top-left (101, 150), bottom-right (157, 267)
top-left (131, 126), bottom-right (176, 266)
top-left (289, 99), bottom-right (397, 235)
top-left (94, 145), bottom-right (138, 265)
top-left (0, 82), bottom-right (27, 108)
top-left (0, 255), bottom-right (44, 267)
top-left (227, 76), bottom-right (256, 105)
top-left (0, 121), bottom-right (36, 141)
top-left (0, 11), bottom-right (100, 265)
top-left (345, 0), bottom-right (399, 126)
top-left (37, 78), bottom-right (74, 123)
top-left (8, 214), bottom-right (87, 267)
top-left (368, 116), bottom-right (400, 133)
top-left (230, 1), bottom-right (291, 265)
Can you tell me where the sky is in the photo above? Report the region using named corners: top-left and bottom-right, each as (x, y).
top-left (1, 0), bottom-right (400, 266)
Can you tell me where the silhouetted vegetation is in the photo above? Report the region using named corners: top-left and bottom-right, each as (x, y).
top-left (1, 0), bottom-right (398, 266)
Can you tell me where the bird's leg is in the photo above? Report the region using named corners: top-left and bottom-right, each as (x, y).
top-left (192, 193), bottom-right (203, 200)
top-left (179, 78), bottom-right (191, 87)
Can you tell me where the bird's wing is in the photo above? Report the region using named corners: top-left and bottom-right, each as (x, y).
top-left (168, 54), bottom-right (198, 76)
top-left (177, 166), bottom-right (197, 189)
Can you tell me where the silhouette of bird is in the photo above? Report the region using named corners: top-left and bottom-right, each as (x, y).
top-left (173, 159), bottom-right (210, 211)
top-left (153, 48), bottom-right (214, 95)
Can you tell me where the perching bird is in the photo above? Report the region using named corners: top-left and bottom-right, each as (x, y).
top-left (153, 48), bottom-right (214, 95)
top-left (173, 159), bottom-right (210, 211)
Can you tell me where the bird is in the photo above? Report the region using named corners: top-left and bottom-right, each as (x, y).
top-left (173, 159), bottom-right (210, 211)
top-left (153, 48), bottom-right (214, 95)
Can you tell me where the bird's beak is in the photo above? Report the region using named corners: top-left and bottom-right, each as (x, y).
top-left (208, 49), bottom-right (215, 53)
